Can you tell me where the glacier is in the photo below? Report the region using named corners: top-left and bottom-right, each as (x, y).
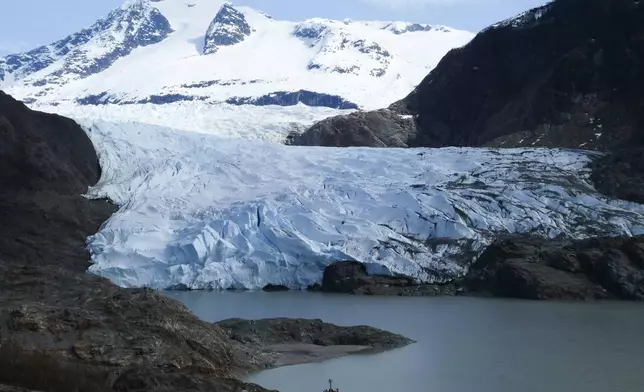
top-left (77, 115), bottom-right (644, 290)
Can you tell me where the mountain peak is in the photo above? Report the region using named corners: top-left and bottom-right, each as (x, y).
top-left (0, 0), bottom-right (172, 88)
top-left (203, 3), bottom-right (252, 55)
top-left (2, 0), bottom-right (474, 109)
top-left (381, 22), bottom-right (450, 35)
top-left (120, 0), bottom-right (151, 10)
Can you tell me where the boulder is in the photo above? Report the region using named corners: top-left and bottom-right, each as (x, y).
top-left (292, 109), bottom-right (417, 147)
top-left (320, 261), bottom-right (457, 296)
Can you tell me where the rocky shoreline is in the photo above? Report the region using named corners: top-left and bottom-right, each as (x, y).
top-left (0, 91), bottom-right (413, 392)
top-left (314, 234), bottom-right (644, 301)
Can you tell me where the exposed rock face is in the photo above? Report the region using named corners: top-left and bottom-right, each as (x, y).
top-left (203, 4), bottom-right (252, 55)
top-left (291, 109), bottom-right (417, 147)
top-left (383, 23), bottom-right (433, 35)
top-left (590, 147), bottom-right (644, 204)
top-left (463, 235), bottom-right (644, 300)
top-left (0, 268), bottom-right (239, 373)
top-left (319, 261), bottom-right (457, 296)
top-left (227, 90), bottom-right (359, 110)
top-left (262, 284), bottom-right (290, 292)
top-left (0, 91), bottom-right (100, 194)
top-left (320, 236), bottom-right (644, 301)
top-left (78, 89), bottom-right (359, 110)
top-left (296, 0), bottom-right (644, 149)
top-left (0, 91), bottom-right (114, 271)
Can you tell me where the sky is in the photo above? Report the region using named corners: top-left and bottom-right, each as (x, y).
top-left (0, 0), bottom-right (546, 56)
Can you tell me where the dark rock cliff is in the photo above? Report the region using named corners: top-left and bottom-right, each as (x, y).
top-left (589, 147), bottom-right (644, 205)
top-left (462, 235), bottom-right (644, 300)
top-left (0, 91), bottom-right (114, 271)
top-left (319, 234), bottom-right (644, 301)
top-left (295, 0), bottom-right (644, 149)
top-left (227, 90), bottom-right (359, 110)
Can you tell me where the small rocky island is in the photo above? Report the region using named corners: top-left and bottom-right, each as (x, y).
top-left (0, 91), bottom-right (413, 392)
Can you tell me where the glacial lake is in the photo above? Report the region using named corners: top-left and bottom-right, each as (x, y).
top-left (166, 291), bottom-right (644, 392)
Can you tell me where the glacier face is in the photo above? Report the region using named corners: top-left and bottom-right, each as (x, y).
top-left (1, 0), bottom-right (474, 109)
top-left (78, 117), bottom-right (644, 290)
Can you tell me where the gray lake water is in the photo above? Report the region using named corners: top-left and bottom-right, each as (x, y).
top-left (166, 291), bottom-right (644, 392)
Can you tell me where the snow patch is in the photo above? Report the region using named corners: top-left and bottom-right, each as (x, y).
top-left (487, 1), bottom-right (554, 31)
top-left (35, 102), bottom-right (346, 143)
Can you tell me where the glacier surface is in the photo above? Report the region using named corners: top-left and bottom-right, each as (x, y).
top-left (80, 118), bottom-right (644, 290)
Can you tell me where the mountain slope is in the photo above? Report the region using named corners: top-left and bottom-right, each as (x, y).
top-left (0, 0), bottom-right (473, 110)
top-left (295, 0), bottom-right (644, 149)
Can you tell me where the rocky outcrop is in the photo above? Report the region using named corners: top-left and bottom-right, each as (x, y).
top-left (203, 4), bottom-right (252, 55)
top-left (295, 0), bottom-right (644, 149)
top-left (0, 91), bottom-right (114, 271)
top-left (383, 23), bottom-right (433, 35)
top-left (319, 235), bottom-right (644, 301)
top-left (590, 147), bottom-right (644, 204)
top-left (227, 90), bottom-right (359, 110)
top-left (291, 109), bottom-right (417, 147)
top-left (463, 235), bottom-right (644, 300)
top-left (0, 91), bottom-right (100, 194)
top-left (317, 261), bottom-right (457, 296)
top-left (77, 89), bottom-right (359, 110)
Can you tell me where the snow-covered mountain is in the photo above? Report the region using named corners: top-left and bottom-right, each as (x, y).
top-left (0, 0), bottom-right (473, 110)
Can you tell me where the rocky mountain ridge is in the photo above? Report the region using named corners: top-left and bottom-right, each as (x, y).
top-left (295, 0), bottom-right (644, 150)
top-left (203, 3), bottom-right (252, 55)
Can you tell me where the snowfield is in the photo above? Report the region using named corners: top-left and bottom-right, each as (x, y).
top-left (80, 118), bottom-right (644, 290)
top-left (36, 102), bottom-right (345, 142)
